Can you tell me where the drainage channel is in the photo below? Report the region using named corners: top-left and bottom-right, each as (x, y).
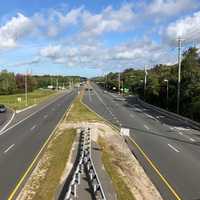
top-left (59, 127), bottom-right (107, 200)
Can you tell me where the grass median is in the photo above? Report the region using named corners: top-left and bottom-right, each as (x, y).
top-left (98, 137), bottom-right (135, 200)
top-left (66, 92), bottom-right (102, 122)
top-left (0, 89), bottom-right (57, 110)
top-left (32, 129), bottom-right (76, 200)
top-left (68, 92), bottom-right (134, 200)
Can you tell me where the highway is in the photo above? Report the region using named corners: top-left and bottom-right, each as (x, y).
top-left (83, 82), bottom-right (200, 200)
top-left (0, 89), bottom-right (77, 200)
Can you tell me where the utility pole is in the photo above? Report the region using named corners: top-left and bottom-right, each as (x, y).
top-left (164, 79), bottom-right (169, 110)
top-left (144, 66), bottom-right (148, 100)
top-left (25, 70), bottom-right (28, 106)
top-left (118, 72), bottom-right (121, 95)
top-left (56, 78), bottom-right (59, 90)
top-left (177, 37), bottom-right (183, 114)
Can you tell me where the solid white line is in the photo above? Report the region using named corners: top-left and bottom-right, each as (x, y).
top-left (30, 125), bottom-right (36, 131)
top-left (0, 91), bottom-right (71, 136)
top-left (144, 125), bottom-right (150, 130)
top-left (16, 104), bottom-right (36, 113)
top-left (0, 111), bottom-right (15, 133)
top-left (168, 144), bottom-right (180, 153)
top-left (4, 144), bottom-right (15, 153)
top-left (145, 113), bottom-right (157, 121)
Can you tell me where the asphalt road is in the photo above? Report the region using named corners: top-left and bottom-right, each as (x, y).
top-left (0, 89), bottom-right (77, 200)
top-left (83, 82), bottom-right (200, 200)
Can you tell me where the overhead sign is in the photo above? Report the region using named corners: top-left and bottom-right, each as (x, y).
top-left (120, 128), bottom-right (130, 137)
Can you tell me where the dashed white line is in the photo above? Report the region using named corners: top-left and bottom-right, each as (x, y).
top-left (144, 125), bottom-right (150, 130)
top-left (168, 144), bottom-right (180, 153)
top-left (43, 114), bottom-right (48, 119)
top-left (178, 131), bottom-right (183, 136)
top-left (30, 125), bottom-right (36, 131)
top-left (189, 138), bottom-right (195, 142)
top-left (4, 144), bottom-right (15, 153)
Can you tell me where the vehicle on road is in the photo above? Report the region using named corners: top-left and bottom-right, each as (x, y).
top-left (0, 104), bottom-right (7, 113)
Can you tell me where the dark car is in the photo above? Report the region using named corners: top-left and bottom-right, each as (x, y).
top-left (0, 104), bottom-right (7, 113)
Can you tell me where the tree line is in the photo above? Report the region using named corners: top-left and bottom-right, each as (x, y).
top-left (0, 70), bottom-right (80, 95)
top-left (95, 47), bottom-right (200, 122)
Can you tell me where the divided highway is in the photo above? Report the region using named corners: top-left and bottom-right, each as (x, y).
top-left (0, 89), bottom-right (77, 200)
top-left (83, 83), bottom-right (200, 200)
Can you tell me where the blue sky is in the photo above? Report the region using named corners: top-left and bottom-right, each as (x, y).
top-left (0, 0), bottom-right (200, 77)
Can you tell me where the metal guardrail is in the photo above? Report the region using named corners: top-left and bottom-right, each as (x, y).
top-left (135, 97), bottom-right (200, 130)
top-left (64, 128), bottom-right (106, 200)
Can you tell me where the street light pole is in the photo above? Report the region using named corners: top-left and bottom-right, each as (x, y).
top-left (118, 72), bottom-right (121, 95)
top-left (144, 66), bottom-right (148, 100)
top-left (177, 37), bottom-right (183, 114)
top-left (164, 79), bottom-right (169, 110)
top-left (25, 70), bottom-right (28, 106)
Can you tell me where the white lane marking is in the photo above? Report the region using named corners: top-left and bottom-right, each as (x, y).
top-left (0, 91), bottom-right (72, 136)
top-left (144, 125), bottom-right (150, 130)
top-left (30, 125), bottom-right (36, 131)
top-left (168, 144), bottom-right (180, 153)
top-left (178, 131), bottom-right (195, 142)
top-left (0, 111), bottom-right (15, 132)
top-left (178, 131), bottom-right (183, 136)
top-left (145, 113), bottom-right (157, 121)
top-left (174, 126), bottom-right (190, 131)
top-left (4, 144), bottom-right (15, 153)
top-left (190, 138), bottom-right (196, 142)
top-left (44, 114), bottom-right (48, 119)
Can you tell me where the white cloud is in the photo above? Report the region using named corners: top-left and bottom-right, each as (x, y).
top-left (40, 45), bottom-right (62, 59)
top-left (80, 4), bottom-right (135, 37)
top-left (0, 13), bottom-right (34, 49)
top-left (146, 0), bottom-right (197, 18)
top-left (39, 39), bottom-right (176, 70)
top-left (164, 11), bottom-right (200, 44)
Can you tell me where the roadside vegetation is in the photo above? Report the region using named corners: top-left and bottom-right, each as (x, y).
top-left (95, 47), bottom-right (200, 122)
top-left (98, 137), bottom-right (135, 200)
top-left (31, 129), bottom-right (76, 200)
top-left (0, 89), bottom-right (56, 110)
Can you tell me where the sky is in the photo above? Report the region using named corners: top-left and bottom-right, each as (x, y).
top-left (0, 0), bottom-right (200, 77)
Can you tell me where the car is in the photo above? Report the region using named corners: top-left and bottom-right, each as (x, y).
top-left (0, 104), bottom-right (7, 113)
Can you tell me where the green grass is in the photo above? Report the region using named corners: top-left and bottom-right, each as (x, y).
top-left (98, 137), bottom-right (135, 200)
top-left (0, 89), bottom-right (57, 110)
top-left (32, 129), bottom-right (76, 200)
top-left (66, 93), bottom-right (102, 122)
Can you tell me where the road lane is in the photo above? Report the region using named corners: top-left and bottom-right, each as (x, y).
top-left (0, 89), bottom-right (76, 200)
top-left (83, 83), bottom-right (200, 200)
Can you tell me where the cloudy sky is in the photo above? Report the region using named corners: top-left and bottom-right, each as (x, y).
top-left (0, 0), bottom-right (200, 77)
